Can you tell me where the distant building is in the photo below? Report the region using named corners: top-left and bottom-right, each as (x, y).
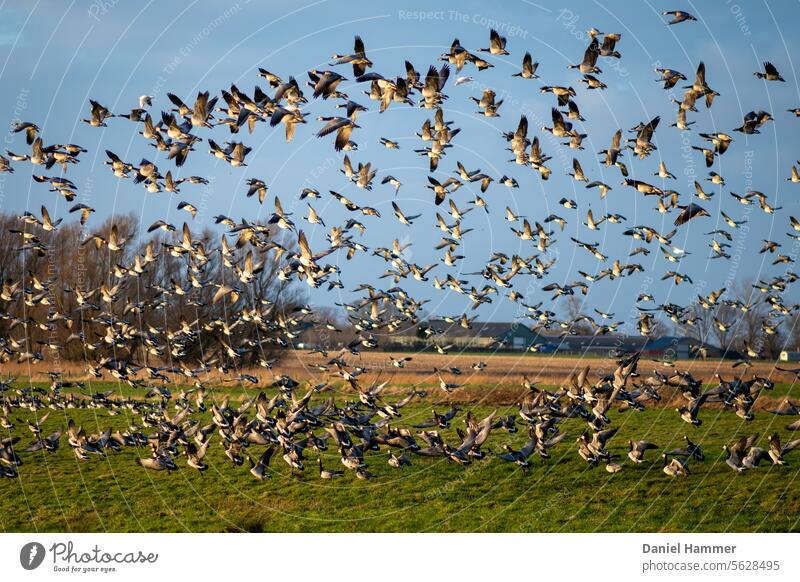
top-left (780, 351), bottom-right (800, 362)
top-left (384, 320), bottom-right (513, 350)
top-left (551, 334), bottom-right (714, 359)
top-left (381, 320), bottom-right (718, 358)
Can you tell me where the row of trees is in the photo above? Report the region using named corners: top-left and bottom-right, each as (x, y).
top-left (0, 211), bottom-right (304, 367)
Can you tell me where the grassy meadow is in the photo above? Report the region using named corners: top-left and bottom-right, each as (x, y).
top-left (2, 363), bottom-right (800, 533)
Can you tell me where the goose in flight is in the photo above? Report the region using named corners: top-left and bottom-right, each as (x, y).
top-left (270, 107), bottom-right (307, 142)
top-left (68, 203), bottom-right (95, 225)
top-left (0, 153), bottom-right (13, 173)
top-left (599, 33), bottom-right (622, 57)
top-left (316, 116), bottom-right (359, 151)
top-left (662, 10), bottom-right (697, 25)
top-left (662, 454), bottom-right (689, 476)
top-left (665, 436), bottom-right (705, 461)
top-left (512, 52), bottom-right (538, 79)
top-left (568, 36), bottom-right (601, 74)
top-left (11, 121), bottom-right (39, 144)
top-left (185, 440), bottom-right (211, 471)
top-left (723, 434), bottom-right (760, 472)
top-left (248, 446), bottom-right (275, 479)
top-left (734, 110), bottom-right (773, 134)
top-left (81, 100), bottom-right (113, 127)
top-left (540, 85), bottom-right (575, 106)
top-left (391, 201), bottom-right (420, 226)
top-left (627, 440), bottom-right (659, 463)
top-left (308, 69), bottom-right (347, 100)
top-left (421, 64), bottom-right (450, 108)
top-left (478, 29), bottom-right (509, 55)
top-left (331, 36), bottom-right (372, 77)
top-left (677, 392), bottom-right (709, 425)
top-left (674, 203), bottom-right (709, 226)
top-left (755, 61), bottom-right (785, 82)
top-left (767, 434), bottom-right (800, 465)
top-left (655, 67), bottom-right (686, 89)
top-left (496, 435), bottom-right (540, 466)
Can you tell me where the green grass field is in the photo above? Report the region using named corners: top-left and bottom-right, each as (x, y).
top-left (2, 381), bottom-right (800, 533)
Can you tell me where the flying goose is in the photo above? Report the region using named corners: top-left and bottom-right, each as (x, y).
top-left (755, 61), bottom-right (785, 82)
top-left (665, 436), bottom-right (704, 461)
top-left (569, 37), bottom-right (601, 74)
top-left (674, 203), bottom-right (709, 226)
top-left (308, 70), bottom-right (347, 100)
top-left (248, 446), bottom-right (276, 479)
top-left (0, 153), bottom-right (13, 173)
top-left (767, 434), bottom-right (800, 465)
top-left (25, 426), bottom-right (63, 453)
top-left (662, 10), bottom-right (697, 25)
top-left (627, 440), bottom-right (658, 463)
top-left (655, 67), bottom-right (686, 89)
top-left (316, 116), bottom-right (359, 151)
top-left (331, 36), bottom-right (373, 77)
top-left (540, 85), bottom-right (576, 106)
top-left (185, 439), bottom-right (210, 470)
top-left (512, 52), bottom-right (538, 79)
top-left (11, 121), bottom-right (39, 145)
top-left (662, 454), bottom-right (689, 476)
top-left (734, 110), bottom-right (773, 134)
top-left (496, 436), bottom-right (539, 467)
top-left (81, 100), bottom-right (113, 127)
top-left (420, 64), bottom-right (450, 108)
top-left (723, 434), bottom-right (759, 472)
top-left (478, 29), bottom-right (509, 55)
top-left (599, 33), bottom-right (622, 57)
top-left (270, 107), bottom-right (307, 142)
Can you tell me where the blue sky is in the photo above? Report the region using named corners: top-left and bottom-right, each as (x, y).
top-left (0, 0), bottom-right (798, 328)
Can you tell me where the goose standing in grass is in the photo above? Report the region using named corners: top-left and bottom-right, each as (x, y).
top-left (388, 451), bottom-right (411, 468)
top-left (318, 456), bottom-right (344, 479)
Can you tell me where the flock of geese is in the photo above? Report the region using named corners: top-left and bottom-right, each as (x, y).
top-left (2, 355), bottom-right (800, 480)
top-left (2, 15), bottom-right (800, 484)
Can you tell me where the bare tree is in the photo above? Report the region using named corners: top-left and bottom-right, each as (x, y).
top-left (0, 211), bottom-right (303, 368)
top-left (562, 295), bottom-right (593, 334)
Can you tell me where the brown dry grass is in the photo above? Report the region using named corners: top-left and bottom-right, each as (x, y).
top-left (5, 349), bottom-right (795, 390)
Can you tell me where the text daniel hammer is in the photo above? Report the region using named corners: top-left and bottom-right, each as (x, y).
top-left (643, 542), bottom-right (737, 554)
